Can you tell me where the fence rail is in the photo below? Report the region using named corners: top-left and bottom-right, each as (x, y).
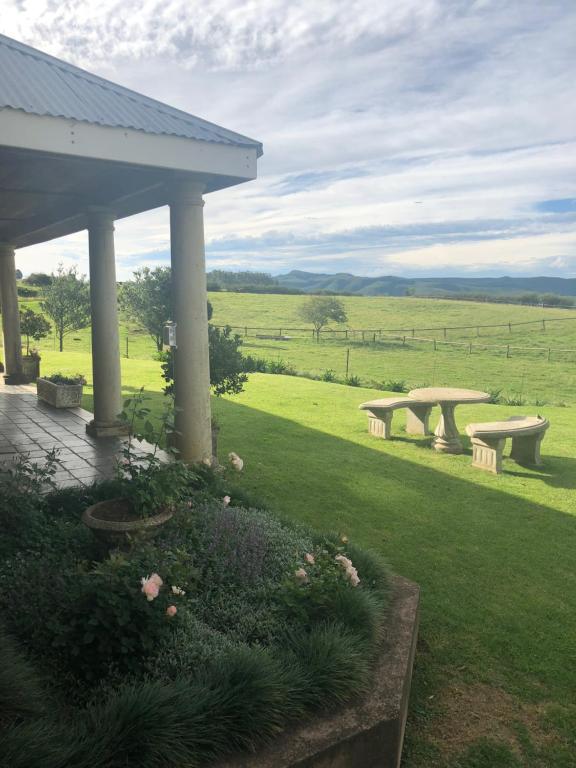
top-left (213, 314), bottom-right (576, 339)
top-left (211, 316), bottom-right (576, 362)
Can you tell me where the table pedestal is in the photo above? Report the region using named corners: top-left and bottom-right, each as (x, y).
top-left (432, 403), bottom-right (463, 454)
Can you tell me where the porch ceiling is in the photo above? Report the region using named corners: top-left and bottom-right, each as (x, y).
top-left (0, 144), bottom-right (246, 249)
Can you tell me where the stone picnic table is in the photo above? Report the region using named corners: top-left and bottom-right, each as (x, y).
top-left (408, 387), bottom-right (491, 454)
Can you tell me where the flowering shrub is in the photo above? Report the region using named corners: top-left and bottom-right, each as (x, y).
top-left (0, 470), bottom-right (391, 768)
top-left (277, 537), bottom-right (378, 635)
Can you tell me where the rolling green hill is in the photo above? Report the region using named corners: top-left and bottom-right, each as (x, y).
top-left (276, 270), bottom-right (576, 298)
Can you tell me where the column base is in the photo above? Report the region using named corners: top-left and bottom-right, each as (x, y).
top-left (86, 420), bottom-right (130, 438)
top-left (3, 372), bottom-right (29, 385)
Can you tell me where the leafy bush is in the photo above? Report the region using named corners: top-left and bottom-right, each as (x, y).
top-left (380, 379), bottom-right (408, 393)
top-left (161, 325), bottom-right (248, 397)
top-left (0, 628), bottom-right (46, 724)
top-left (321, 369), bottom-right (337, 382)
top-left (42, 372), bottom-right (86, 385)
top-left (267, 359), bottom-right (297, 375)
top-left (242, 355), bottom-right (268, 373)
top-left (0, 451), bottom-right (59, 550)
top-left (502, 393), bottom-right (526, 406)
top-left (0, 464), bottom-right (391, 767)
top-left (487, 388), bottom-right (503, 404)
top-left (17, 285), bottom-right (38, 298)
top-left (345, 374), bottom-right (362, 387)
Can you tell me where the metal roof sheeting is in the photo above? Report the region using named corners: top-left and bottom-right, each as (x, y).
top-left (0, 34), bottom-right (262, 156)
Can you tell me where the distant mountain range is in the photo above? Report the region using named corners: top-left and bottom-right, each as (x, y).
top-left (276, 271), bottom-right (576, 298)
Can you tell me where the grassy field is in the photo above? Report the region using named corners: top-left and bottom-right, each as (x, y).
top-left (30, 346), bottom-right (576, 768)
top-left (16, 294), bottom-right (576, 403)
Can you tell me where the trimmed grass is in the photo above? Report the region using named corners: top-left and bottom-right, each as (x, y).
top-left (36, 348), bottom-right (576, 767)
top-left (17, 294), bottom-right (576, 403)
top-left (9, 293), bottom-right (576, 765)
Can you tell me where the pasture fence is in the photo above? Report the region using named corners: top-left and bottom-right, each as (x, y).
top-left (211, 314), bottom-right (576, 363)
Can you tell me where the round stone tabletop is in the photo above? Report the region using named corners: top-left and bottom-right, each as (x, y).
top-left (408, 387), bottom-right (491, 405)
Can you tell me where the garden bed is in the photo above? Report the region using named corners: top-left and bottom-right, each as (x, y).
top-left (0, 455), bottom-right (417, 768)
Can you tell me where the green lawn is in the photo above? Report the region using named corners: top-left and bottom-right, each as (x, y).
top-left (18, 293), bottom-right (576, 403)
top-left (34, 346), bottom-right (576, 768)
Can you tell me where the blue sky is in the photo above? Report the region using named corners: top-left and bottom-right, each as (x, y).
top-left (3, 0), bottom-right (576, 279)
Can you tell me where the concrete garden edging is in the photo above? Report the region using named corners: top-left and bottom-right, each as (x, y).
top-left (216, 574), bottom-right (420, 768)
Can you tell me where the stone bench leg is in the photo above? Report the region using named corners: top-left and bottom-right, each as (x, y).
top-left (510, 432), bottom-right (545, 466)
top-left (470, 436), bottom-right (505, 474)
top-left (368, 413), bottom-right (393, 439)
top-left (406, 405), bottom-right (433, 436)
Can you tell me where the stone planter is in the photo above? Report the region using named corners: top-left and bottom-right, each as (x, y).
top-left (22, 355), bottom-right (41, 382)
top-left (37, 377), bottom-right (83, 408)
top-left (216, 575), bottom-right (420, 768)
top-left (82, 497), bottom-right (173, 549)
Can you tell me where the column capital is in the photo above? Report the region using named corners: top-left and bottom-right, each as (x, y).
top-left (86, 207), bottom-right (115, 231)
top-left (169, 179), bottom-right (205, 207)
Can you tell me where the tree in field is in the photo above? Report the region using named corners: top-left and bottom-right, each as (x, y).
top-left (41, 265), bottom-right (91, 352)
top-left (120, 267), bottom-right (172, 352)
top-left (298, 296), bottom-right (348, 340)
top-left (24, 272), bottom-right (53, 287)
top-left (19, 309), bottom-right (51, 355)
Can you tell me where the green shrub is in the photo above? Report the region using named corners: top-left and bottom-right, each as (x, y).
top-left (345, 374), bottom-right (362, 387)
top-left (380, 379), bottom-right (408, 393)
top-left (0, 628), bottom-right (46, 724)
top-left (502, 393), bottom-right (526, 406)
top-left (42, 373), bottom-right (86, 385)
top-left (0, 471), bottom-right (390, 766)
top-left (242, 355), bottom-right (268, 373)
top-left (321, 369), bottom-right (337, 382)
top-left (267, 359), bottom-right (297, 375)
top-left (283, 623), bottom-right (372, 708)
top-left (193, 503), bottom-right (313, 586)
top-left (487, 388), bottom-right (503, 404)
top-left (0, 451), bottom-right (59, 551)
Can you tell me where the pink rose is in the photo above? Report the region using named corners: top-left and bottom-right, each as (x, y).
top-left (223, 495), bottom-right (231, 507)
top-left (347, 567), bottom-right (360, 587)
top-left (166, 605), bottom-right (177, 617)
top-left (294, 567), bottom-right (309, 584)
top-left (149, 573), bottom-right (163, 587)
top-left (335, 555), bottom-right (353, 570)
top-left (228, 452), bottom-right (244, 472)
top-left (141, 576), bottom-right (160, 601)
top-left (305, 553), bottom-right (315, 565)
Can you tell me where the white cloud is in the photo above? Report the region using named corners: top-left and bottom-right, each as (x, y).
top-left (3, 0), bottom-right (576, 277)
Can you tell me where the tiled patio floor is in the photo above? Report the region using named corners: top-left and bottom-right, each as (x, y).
top-left (0, 381), bottom-right (135, 487)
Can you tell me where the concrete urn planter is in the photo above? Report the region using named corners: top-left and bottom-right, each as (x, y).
top-left (82, 498), bottom-right (173, 549)
top-left (37, 377), bottom-right (83, 408)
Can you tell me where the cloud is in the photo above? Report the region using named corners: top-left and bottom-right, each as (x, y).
top-left (4, 0), bottom-right (576, 277)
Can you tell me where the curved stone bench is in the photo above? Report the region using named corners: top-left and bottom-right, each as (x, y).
top-left (360, 397), bottom-right (436, 440)
top-left (465, 415), bottom-right (550, 474)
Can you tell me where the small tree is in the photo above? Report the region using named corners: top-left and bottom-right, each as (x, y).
top-left (41, 265), bottom-right (91, 352)
top-left (120, 267), bottom-right (172, 352)
top-left (24, 272), bottom-right (53, 287)
top-left (299, 296), bottom-right (348, 340)
top-left (19, 309), bottom-right (51, 355)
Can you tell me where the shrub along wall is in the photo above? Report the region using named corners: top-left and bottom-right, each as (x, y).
top-left (0, 461), bottom-right (391, 768)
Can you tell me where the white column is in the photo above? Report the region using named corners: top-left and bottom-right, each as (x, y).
top-left (86, 209), bottom-right (127, 437)
top-left (170, 180), bottom-right (212, 463)
top-left (0, 243), bottom-right (24, 384)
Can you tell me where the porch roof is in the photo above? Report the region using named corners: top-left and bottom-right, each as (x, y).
top-left (0, 34), bottom-right (263, 248)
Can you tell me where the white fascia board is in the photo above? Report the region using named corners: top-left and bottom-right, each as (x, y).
top-left (0, 108), bottom-right (258, 183)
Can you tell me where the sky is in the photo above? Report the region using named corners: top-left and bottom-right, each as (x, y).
top-left (2, 0), bottom-right (576, 280)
